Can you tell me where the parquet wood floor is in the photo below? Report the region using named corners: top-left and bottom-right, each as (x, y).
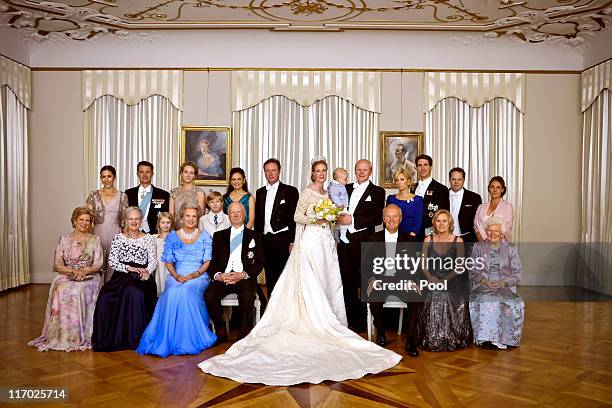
top-left (1, 284), bottom-right (611, 407)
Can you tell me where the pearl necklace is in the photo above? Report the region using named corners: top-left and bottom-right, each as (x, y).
top-left (180, 228), bottom-right (198, 240)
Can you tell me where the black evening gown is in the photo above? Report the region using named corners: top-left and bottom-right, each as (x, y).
top-left (92, 234), bottom-right (157, 352)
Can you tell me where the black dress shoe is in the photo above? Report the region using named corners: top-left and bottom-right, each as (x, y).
top-left (214, 327), bottom-right (228, 345)
top-left (405, 337), bottom-right (419, 357)
top-left (214, 334), bottom-right (227, 346)
top-left (375, 334), bottom-right (388, 347)
top-left (480, 341), bottom-right (499, 350)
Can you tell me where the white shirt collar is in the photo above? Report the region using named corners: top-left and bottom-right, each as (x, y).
top-left (385, 229), bottom-right (399, 240)
top-left (231, 224), bottom-right (245, 233)
top-left (355, 180), bottom-right (370, 190)
top-left (450, 188), bottom-right (464, 197)
top-left (138, 184), bottom-right (152, 192)
top-left (266, 181), bottom-right (280, 191)
top-left (418, 176), bottom-right (432, 185)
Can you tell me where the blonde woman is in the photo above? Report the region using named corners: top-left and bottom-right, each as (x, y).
top-left (169, 161), bottom-right (206, 230)
top-left (386, 166), bottom-right (423, 237)
top-left (419, 209), bottom-right (471, 352)
top-left (28, 207), bottom-right (103, 352)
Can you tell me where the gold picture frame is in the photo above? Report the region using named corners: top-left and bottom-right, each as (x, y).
top-left (380, 131), bottom-right (424, 188)
top-left (180, 126), bottom-right (232, 186)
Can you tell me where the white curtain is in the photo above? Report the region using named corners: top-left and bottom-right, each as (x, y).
top-left (425, 72), bottom-right (525, 114)
top-left (82, 70), bottom-right (183, 111)
top-left (232, 71), bottom-right (381, 113)
top-left (0, 85), bottom-right (30, 291)
top-left (581, 60), bottom-right (611, 112)
top-left (579, 89), bottom-right (612, 295)
top-left (425, 97), bottom-right (524, 242)
top-left (84, 95), bottom-right (182, 193)
top-left (234, 95), bottom-right (379, 192)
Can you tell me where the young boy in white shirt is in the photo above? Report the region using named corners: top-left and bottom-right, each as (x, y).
top-left (199, 191), bottom-right (230, 237)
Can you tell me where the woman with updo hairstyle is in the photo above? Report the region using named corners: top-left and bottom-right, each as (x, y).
top-left (386, 166), bottom-right (423, 238)
top-left (222, 167), bottom-right (255, 229)
top-left (474, 176), bottom-right (514, 242)
top-left (137, 203), bottom-right (216, 357)
top-left (469, 216), bottom-right (524, 350)
top-left (92, 206), bottom-right (157, 352)
top-left (197, 156), bottom-right (401, 384)
top-left (28, 207), bottom-right (103, 352)
top-left (169, 161), bottom-right (206, 230)
top-left (86, 165), bottom-right (128, 282)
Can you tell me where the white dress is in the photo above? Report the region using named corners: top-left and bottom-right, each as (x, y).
top-left (198, 188), bottom-right (401, 386)
top-left (153, 234), bottom-right (169, 296)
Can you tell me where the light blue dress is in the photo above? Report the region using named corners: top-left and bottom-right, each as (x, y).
top-left (136, 230), bottom-right (216, 357)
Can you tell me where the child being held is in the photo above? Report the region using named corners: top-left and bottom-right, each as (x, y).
top-left (328, 167), bottom-right (350, 244)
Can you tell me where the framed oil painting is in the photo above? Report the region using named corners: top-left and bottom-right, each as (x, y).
top-left (180, 126), bottom-right (231, 186)
top-left (380, 131), bottom-right (424, 188)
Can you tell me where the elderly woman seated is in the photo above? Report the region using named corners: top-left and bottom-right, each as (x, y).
top-left (92, 206), bottom-right (157, 351)
top-left (469, 216), bottom-right (524, 350)
top-left (28, 207), bottom-right (103, 351)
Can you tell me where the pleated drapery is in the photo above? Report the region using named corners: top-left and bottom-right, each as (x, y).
top-left (234, 95), bottom-right (379, 192)
top-left (425, 72), bottom-right (525, 114)
top-left (579, 88), bottom-right (612, 295)
top-left (232, 71), bottom-right (381, 113)
top-left (0, 85), bottom-right (30, 291)
top-left (581, 60), bottom-right (611, 112)
top-left (82, 70), bottom-right (183, 111)
top-left (0, 56), bottom-right (31, 109)
top-left (425, 97), bottom-right (524, 242)
top-left (84, 95), bottom-right (182, 193)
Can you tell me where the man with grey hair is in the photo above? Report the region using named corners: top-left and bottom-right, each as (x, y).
top-left (337, 159), bottom-right (385, 332)
top-left (205, 202), bottom-right (264, 342)
top-left (366, 204), bottom-right (421, 356)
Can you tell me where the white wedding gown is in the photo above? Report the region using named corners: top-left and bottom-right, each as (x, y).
top-left (198, 188), bottom-right (402, 386)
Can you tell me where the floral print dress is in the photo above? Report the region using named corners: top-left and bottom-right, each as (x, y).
top-left (28, 234), bottom-right (103, 352)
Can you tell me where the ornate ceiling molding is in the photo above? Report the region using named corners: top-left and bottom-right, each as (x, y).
top-left (0, 1), bottom-right (159, 41)
top-left (0, 0), bottom-right (610, 44)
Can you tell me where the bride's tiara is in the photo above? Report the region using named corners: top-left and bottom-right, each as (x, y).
top-left (310, 155), bottom-right (327, 166)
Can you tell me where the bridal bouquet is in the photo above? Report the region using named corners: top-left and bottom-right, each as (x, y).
top-left (310, 198), bottom-right (341, 223)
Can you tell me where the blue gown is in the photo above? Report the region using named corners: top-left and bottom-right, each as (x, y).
top-left (386, 195), bottom-right (424, 235)
top-left (136, 231), bottom-right (217, 357)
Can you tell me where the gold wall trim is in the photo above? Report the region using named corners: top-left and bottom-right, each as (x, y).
top-left (30, 67), bottom-right (582, 74)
